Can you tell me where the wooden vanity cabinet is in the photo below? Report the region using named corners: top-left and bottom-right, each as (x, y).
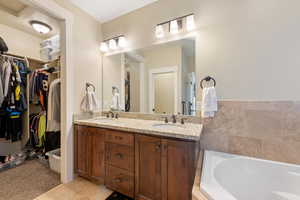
top-left (161, 139), bottom-right (196, 200)
top-left (135, 135), bottom-right (197, 200)
top-left (75, 125), bottom-right (199, 200)
top-left (104, 130), bottom-right (135, 198)
top-left (135, 135), bottom-right (162, 200)
top-left (74, 125), bottom-right (105, 183)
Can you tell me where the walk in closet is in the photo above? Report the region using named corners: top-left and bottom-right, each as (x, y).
top-left (0, 53), bottom-right (61, 170)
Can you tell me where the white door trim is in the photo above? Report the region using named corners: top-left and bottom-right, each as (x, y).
top-left (139, 63), bottom-right (145, 112)
top-left (149, 66), bottom-right (178, 114)
top-left (21, 0), bottom-right (74, 183)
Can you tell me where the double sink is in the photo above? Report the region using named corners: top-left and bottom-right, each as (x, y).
top-left (75, 115), bottom-right (202, 141)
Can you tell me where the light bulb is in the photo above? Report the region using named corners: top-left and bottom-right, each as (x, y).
top-left (186, 15), bottom-right (195, 31)
top-left (170, 20), bottom-right (179, 34)
top-left (109, 39), bottom-right (117, 50)
top-left (100, 42), bottom-right (108, 52)
top-left (118, 36), bottom-right (127, 48)
top-left (155, 25), bottom-right (164, 38)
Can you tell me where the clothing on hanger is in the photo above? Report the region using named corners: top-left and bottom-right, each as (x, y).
top-left (47, 78), bottom-right (60, 132)
top-left (0, 55), bottom-right (29, 142)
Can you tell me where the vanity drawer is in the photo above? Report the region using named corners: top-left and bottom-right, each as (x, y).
top-left (105, 165), bottom-right (134, 198)
top-left (105, 143), bottom-right (134, 172)
top-left (105, 130), bottom-right (134, 146)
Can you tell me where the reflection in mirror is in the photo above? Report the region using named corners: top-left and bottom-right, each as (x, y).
top-left (102, 37), bottom-right (196, 116)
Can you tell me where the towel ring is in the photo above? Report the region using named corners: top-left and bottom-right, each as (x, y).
top-left (86, 82), bottom-right (96, 92)
top-left (200, 76), bottom-right (216, 89)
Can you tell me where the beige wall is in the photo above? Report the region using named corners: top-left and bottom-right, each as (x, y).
top-left (0, 23), bottom-right (42, 60)
top-left (102, 0), bottom-right (300, 101)
top-left (54, 0), bottom-right (102, 114)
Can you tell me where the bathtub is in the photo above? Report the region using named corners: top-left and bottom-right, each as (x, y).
top-left (200, 151), bottom-right (300, 200)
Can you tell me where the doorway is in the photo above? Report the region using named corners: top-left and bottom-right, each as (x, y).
top-left (149, 66), bottom-right (178, 114)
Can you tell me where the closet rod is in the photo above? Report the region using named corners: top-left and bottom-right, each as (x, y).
top-left (1, 52), bottom-right (25, 60)
top-left (1, 52), bottom-right (49, 64)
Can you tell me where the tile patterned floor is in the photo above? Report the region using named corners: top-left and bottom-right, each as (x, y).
top-left (34, 177), bottom-right (113, 200)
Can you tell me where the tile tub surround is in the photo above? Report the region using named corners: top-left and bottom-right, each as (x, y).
top-left (201, 101), bottom-right (300, 165)
top-left (74, 117), bottom-right (203, 141)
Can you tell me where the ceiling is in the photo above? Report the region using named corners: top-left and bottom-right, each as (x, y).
top-left (69, 0), bottom-right (158, 22)
top-left (0, 0), bottom-right (59, 39)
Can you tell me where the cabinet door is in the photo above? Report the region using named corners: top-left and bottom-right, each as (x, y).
top-left (161, 139), bottom-right (195, 200)
top-left (135, 135), bottom-right (162, 200)
top-left (75, 125), bottom-right (90, 177)
top-left (90, 128), bottom-right (105, 183)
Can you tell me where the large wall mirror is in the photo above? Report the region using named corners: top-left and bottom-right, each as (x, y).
top-left (102, 37), bottom-right (196, 116)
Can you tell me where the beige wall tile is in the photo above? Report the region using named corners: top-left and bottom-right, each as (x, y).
top-left (261, 139), bottom-right (300, 165)
top-left (228, 136), bottom-right (262, 157)
top-left (202, 101), bottom-right (300, 165)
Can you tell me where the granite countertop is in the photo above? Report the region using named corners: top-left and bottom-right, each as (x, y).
top-left (74, 117), bottom-right (203, 141)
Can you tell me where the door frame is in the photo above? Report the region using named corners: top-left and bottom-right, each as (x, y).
top-left (148, 66), bottom-right (178, 114)
top-left (21, 0), bottom-right (74, 183)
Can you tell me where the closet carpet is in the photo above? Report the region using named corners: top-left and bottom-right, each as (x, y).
top-left (0, 160), bottom-right (60, 200)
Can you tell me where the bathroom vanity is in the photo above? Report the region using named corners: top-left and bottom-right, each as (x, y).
top-left (74, 117), bottom-right (202, 200)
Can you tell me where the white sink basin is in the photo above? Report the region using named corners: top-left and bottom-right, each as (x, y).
top-left (152, 123), bottom-right (186, 129)
top-left (91, 117), bottom-right (117, 122)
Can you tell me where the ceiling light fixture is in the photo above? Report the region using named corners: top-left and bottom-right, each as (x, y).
top-left (30, 20), bottom-right (52, 34)
top-left (155, 25), bottom-right (164, 38)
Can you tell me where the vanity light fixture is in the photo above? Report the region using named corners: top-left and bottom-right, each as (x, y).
top-left (118, 36), bottom-right (127, 48)
top-left (170, 20), bottom-right (179, 34)
top-left (155, 14), bottom-right (195, 38)
top-left (30, 20), bottom-right (52, 34)
top-left (186, 14), bottom-right (195, 31)
top-left (109, 39), bottom-right (117, 50)
top-left (100, 42), bottom-right (108, 52)
top-left (155, 25), bottom-right (164, 38)
top-left (100, 35), bottom-right (127, 52)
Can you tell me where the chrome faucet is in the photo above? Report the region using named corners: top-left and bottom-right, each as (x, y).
top-left (106, 111), bottom-right (115, 118)
top-left (171, 114), bottom-right (177, 124)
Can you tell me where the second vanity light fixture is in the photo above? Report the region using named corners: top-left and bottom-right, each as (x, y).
top-left (100, 35), bottom-right (127, 52)
top-left (155, 14), bottom-right (195, 38)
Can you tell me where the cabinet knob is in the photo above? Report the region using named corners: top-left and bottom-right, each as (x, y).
top-left (115, 153), bottom-right (123, 159)
top-left (114, 178), bottom-right (122, 183)
top-left (155, 144), bottom-right (161, 151)
top-left (115, 136), bottom-right (123, 140)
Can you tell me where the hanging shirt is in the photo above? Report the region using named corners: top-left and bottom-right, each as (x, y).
top-left (47, 78), bottom-right (60, 132)
top-left (2, 60), bottom-right (12, 98)
top-left (37, 114), bottom-right (46, 147)
top-left (0, 57), bottom-right (5, 106)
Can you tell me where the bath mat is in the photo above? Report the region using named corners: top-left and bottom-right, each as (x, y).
top-left (105, 192), bottom-right (133, 200)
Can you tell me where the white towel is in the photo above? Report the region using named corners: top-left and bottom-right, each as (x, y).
top-left (201, 86), bottom-right (218, 118)
top-left (110, 92), bottom-right (120, 111)
top-left (80, 91), bottom-right (99, 112)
